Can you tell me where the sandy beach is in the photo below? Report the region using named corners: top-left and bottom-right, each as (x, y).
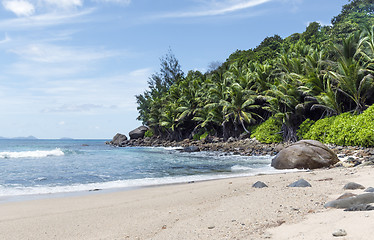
top-left (0, 166), bottom-right (373, 240)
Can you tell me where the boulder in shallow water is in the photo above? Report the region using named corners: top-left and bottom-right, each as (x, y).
top-left (271, 140), bottom-right (339, 169)
top-left (129, 126), bottom-right (149, 140)
top-left (110, 133), bottom-right (128, 146)
top-left (182, 146), bottom-right (200, 152)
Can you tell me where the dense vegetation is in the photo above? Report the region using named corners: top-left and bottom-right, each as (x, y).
top-left (135, 0), bottom-right (374, 146)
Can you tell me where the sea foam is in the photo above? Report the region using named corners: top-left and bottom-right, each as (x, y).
top-left (0, 148), bottom-right (64, 159)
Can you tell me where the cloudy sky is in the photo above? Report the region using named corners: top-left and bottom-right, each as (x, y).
top-left (0, 0), bottom-right (345, 139)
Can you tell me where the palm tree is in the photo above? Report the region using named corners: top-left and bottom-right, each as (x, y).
top-left (329, 33), bottom-right (373, 113)
top-left (220, 83), bottom-right (261, 139)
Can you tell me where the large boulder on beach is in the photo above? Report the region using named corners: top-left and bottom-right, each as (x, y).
top-left (271, 140), bottom-right (339, 169)
top-left (110, 133), bottom-right (128, 146)
top-left (129, 126), bottom-right (149, 140)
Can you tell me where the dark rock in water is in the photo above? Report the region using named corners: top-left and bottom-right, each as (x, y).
top-left (129, 126), bottom-right (149, 140)
top-left (110, 133), bottom-right (128, 146)
top-left (365, 187), bottom-right (374, 193)
top-left (337, 192), bottom-right (357, 200)
top-left (344, 204), bottom-right (374, 211)
top-left (252, 181), bottom-right (268, 188)
top-left (182, 146), bottom-right (200, 152)
top-left (343, 182), bottom-right (365, 190)
top-left (89, 189), bottom-right (102, 192)
top-left (288, 179), bottom-right (311, 187)
top-left (271, 140), bottom-right (339, 169)
top-left (324, 193), bottom-right (374, 209)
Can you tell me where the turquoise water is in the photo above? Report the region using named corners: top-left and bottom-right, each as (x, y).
top-left (0, 139), bottom-right (279, 200)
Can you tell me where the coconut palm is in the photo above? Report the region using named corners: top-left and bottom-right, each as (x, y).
top-left (329, 33), bottom-right (374, 113)
top-left (220, 83), bottom-right (261, 139)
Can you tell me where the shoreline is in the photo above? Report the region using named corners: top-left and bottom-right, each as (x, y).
top-left (1, 165), bottom-right (373, 239)
top-left (0, 159), bottom-right (299, 204)
top-left (114, 137), bottom-right (374, 167)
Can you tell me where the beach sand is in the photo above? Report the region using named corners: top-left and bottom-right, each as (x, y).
top-left (0, 166), bottom-right (373, 240)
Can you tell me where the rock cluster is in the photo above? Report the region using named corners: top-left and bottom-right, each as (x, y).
top-left (106, 129), bottom-right (374, 169)
top-left (325, 182), bottom-right (374, 211)
top-left (114, 135), bottom-right (279, 156)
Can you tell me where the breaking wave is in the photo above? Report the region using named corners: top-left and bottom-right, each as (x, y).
top-left (0, 148), bottom-right (65, 159)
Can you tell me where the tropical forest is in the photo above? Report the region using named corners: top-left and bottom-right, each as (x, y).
top-left (136, 0), bottom-right (374, 147)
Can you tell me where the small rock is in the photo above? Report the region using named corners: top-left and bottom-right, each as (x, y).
top-left (336, 192), bottom-right (357, 200)
top-left (365, 187), bottom-right (374, 193)
top-left (208, 226), bottom-right (215, 229)
top-left (344, 204), bottom-right (374, 211)
top-left (332, 229), bottom-right (347, 237)
top-left (181, 146), bottom-right (200, 152)
top-left (252, 181), bottom-right (268, 188)
top-left (288, 179), bottom-right (312, 188)
top-left (343, 182), bottom-right (365, 190)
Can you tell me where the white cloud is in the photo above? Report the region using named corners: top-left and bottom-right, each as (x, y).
top-left (2, 0), bottom-right (35, 16)
top-left (43, 104), bottom-right (107, 113)
top-left (42, 0), bottom-right (83, 9)
top-left (0, 33), bottom-right (11, 44)
top-left (159, 0), bottom-right (272, 18)
top-left (10, 43), bottom-right (119, 63)
top-left (93, 0), bottom-right (131, 5)
top-left (0, 8), bottom-right (94, 30)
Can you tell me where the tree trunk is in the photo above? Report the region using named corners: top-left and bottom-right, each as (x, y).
top-left (282, 123), bottom-right (298, 143)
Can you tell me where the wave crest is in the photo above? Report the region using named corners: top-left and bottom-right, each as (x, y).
top-left (0, 148), bottom-right (64, 159)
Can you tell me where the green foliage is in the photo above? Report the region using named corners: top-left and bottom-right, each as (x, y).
top-left (303, 105), bottom-right (374, 146)
top-left (200, 132), bottom-right (209, 140)
top-left (144, 130), bottom-right (154, 138)
top-left (297, 119), bottom-right (315, 139)
top-left (135, 1), bottom-right (374, 144)
top-left (250, 118), bottom-right (283, 144)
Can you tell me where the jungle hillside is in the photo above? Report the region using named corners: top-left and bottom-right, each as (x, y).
top-left (135, 0), bottom-right (374, 147)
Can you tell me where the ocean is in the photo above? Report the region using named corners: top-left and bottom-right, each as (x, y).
top-left (0, 139), bottom-right (284, 201)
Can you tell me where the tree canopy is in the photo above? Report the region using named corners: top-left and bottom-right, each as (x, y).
top-left (135, 0), bottom-right (374, 144)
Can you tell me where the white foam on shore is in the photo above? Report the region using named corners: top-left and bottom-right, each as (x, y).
top-left (0, 148), bottom-right (64, 159)
top-left (0, 166), bottom-right (301, 198)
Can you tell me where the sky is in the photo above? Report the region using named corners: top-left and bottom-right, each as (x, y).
top-left (0, 0), bottom-right (347, 139)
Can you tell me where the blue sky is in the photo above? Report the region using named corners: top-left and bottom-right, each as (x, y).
top-left (0, 0), bottom-right (346, 139)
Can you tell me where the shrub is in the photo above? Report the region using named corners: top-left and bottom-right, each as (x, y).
top-left (144, 129), bottom-right (154, 138)
top-left (303, 104), bottom-right (374, 147)
top-left (297, 119), bottom-right (315, 140)
top-left (250, 117), bottom-right (283, 144)
top-left (199, 132), bottom-right (209, 140)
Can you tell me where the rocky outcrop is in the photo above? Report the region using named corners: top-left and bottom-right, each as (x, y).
top-left (271, 140), bottom-right (339, 169)
top-left (324, 193), bottom-right (374, 209)
top-left (110, 133), bottom-right (128, 146)
top-left (129, 126), bottom-right (149, 140)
